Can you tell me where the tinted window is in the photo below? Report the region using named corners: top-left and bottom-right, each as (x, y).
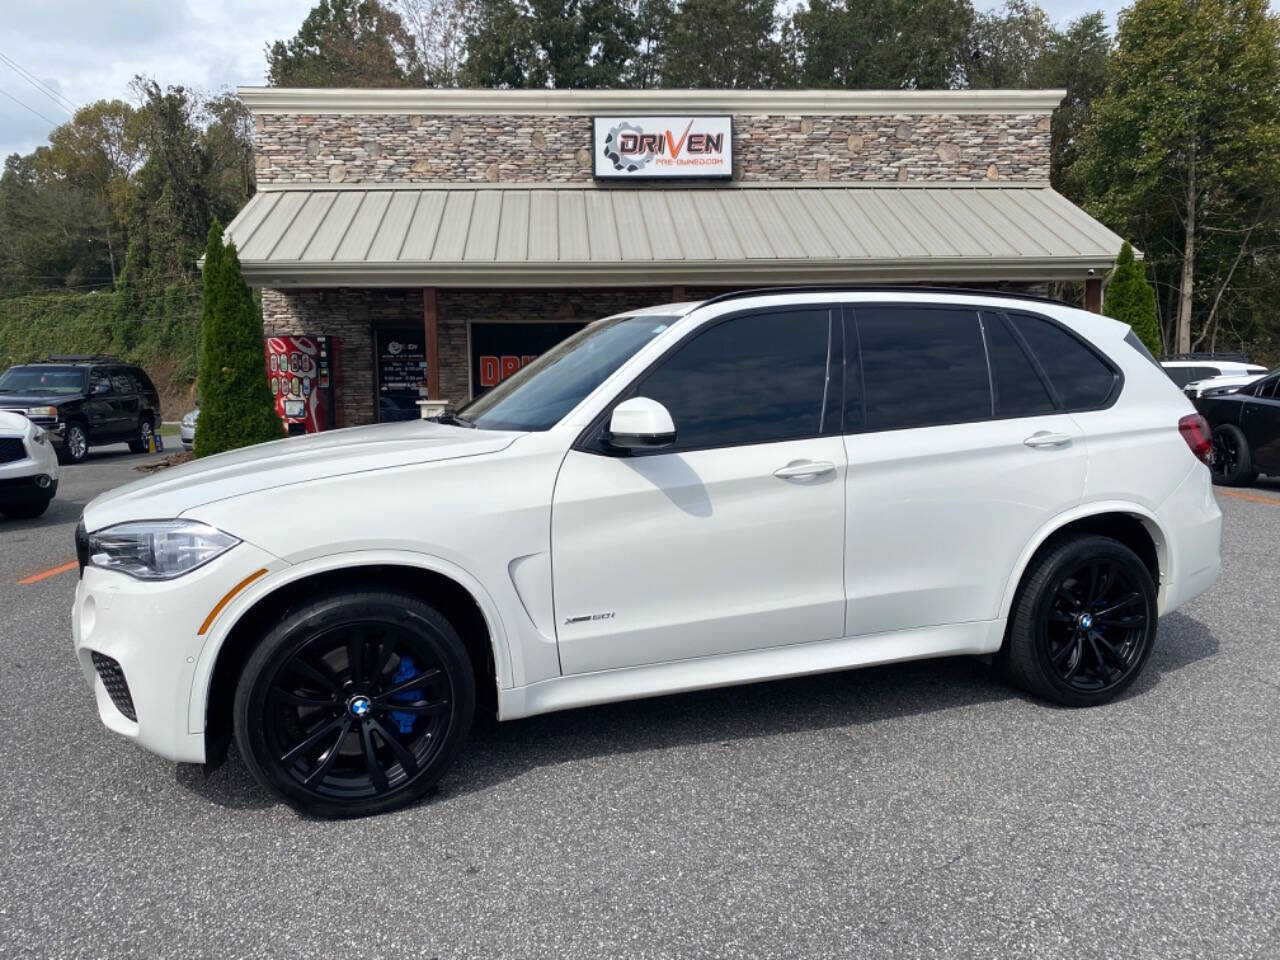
top-left (1165, 365), bottom-right (1218, 387)
top-left (131, 369), bottom-right (156, 394)
top-left (109, 370), bottom-right (134, 394)
top-left (634, 309), bottom-right (832, 450)
top-left (88, 369), bottom-right (112, 395)
top-left (983, 312), bottom-right (1056, 418)
top-left (1010, 313), bottom-right (1118, 409)
top-left (0, 366), bottom-right (85, 396)
top-left (1124, 330), bottom-right (1163, 370)
top-left (854, 306), bottom-right (991, 431)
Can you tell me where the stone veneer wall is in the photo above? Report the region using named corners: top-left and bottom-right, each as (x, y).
top-left (254, 113), bottom-right (1052, 185)
top-left (262, 287), bottom-right (676, 418)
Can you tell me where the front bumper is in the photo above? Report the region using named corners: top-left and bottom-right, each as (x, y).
top-left (72, 542), bottom-right (282, 764)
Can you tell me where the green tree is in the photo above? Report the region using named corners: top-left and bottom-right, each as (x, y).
top-left (461, 0), bottom-right (639, 88)
top-left (268, 0), bottom-right (425, 87)
top-left (662, 0), bottom-right (786, 88)
top-left (1038, 13), bottom-right (1111, 193)
top-left (966, 0), bottom-right (1054, 88)
top-left (787, 0), bottom-right (973, 89)
top-left (195, 223), bottom-right (282, 457)
top-left (1104, 242), bottom-right (1162, 353)
top-left (1072, 0), bottom-right (1280, 353)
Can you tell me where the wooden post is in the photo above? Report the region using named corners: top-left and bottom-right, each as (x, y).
top-left (423, 287), bottom-right (441, 401)
top-left (1084, 277), bottom-right (1102, 313)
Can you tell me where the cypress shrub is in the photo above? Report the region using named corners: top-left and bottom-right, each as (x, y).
top-left (194, 222), bottom-right (283, 457)
top-left (1104, 242), bottom-right (1162, 355)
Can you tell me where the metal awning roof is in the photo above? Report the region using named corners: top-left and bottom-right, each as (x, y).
top-left (225, 182), bottom-right (1124, 288)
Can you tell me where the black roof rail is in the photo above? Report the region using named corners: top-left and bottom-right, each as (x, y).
top-left (690, 284), bottom-right (1072, 311)
top-left (1160, 352), bottom-right (1253, 363)
top-left (43, 354), bottom-right (121, 364)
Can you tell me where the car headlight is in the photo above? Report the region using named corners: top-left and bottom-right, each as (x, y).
top-left (87, 520), bottom-right (240, 580)
top-left (181, 412), bottom-right (196, 427)
top-left (26, 406), bottom-right (58, 418)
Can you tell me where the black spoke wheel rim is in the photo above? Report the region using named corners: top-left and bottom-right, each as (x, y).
top-left (262, 620), bottom-right (454, 802)
top-left (1042, 559), bottom-right (1149, 694)
top-left (1210, 430), bottom-right (1238, 479)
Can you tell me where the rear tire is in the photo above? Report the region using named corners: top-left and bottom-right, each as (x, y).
top-left (1001, 535), bottom-right (1157, 707)
top-left (233, 589), bottom-right (475, 818)
top-left (128, 417), bottom-right (155, 454)
top-left (1210, 423), bottom-right (1258, 486)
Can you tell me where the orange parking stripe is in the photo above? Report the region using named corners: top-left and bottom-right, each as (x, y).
top-left (1218, 489), bottom-right (1280, 507)
top-left (18, 560), bottom-right (79, 585)
top-left (197, 568), bottom-right (269, 635)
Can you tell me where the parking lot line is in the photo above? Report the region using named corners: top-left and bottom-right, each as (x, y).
top-left (1217, 489), bottom-right (1280, 507)
top-left (17, 560), bottom-right (78, 585)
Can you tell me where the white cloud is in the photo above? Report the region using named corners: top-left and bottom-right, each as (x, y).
top-left (0, 0), bottom-right (315, 157)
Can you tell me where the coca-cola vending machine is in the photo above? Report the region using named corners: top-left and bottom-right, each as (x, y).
top-left (264, 335), bottom-right (340, 434)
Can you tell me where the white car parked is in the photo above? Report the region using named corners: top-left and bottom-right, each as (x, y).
top-left (72, 289), bottom-right (1223, 818)
top-left (1162, 357), bottom-right (1267, 397)
top-left (0, 409), bottom-right (60, 519)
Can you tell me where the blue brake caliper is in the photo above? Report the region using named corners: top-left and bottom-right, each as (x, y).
top-left (389, 656), bottom-right (421, 735)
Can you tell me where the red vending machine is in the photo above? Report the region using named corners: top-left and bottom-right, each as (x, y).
top-left (264, 335), bottom-right (340, 434)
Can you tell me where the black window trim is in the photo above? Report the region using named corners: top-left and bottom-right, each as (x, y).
top-left (574, 303), bottom-right (843, 457)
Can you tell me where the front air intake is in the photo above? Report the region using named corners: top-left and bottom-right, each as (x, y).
top-left (90, 652), bottom-right (137, 721)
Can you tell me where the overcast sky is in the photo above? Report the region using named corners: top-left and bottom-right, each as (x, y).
top-left (1, 0), bottom-right (1128, 160)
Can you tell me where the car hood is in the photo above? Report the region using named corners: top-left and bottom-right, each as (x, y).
top-left (83, 419), bottom-right (521, 532)
top-left (0, 393), bottom-right (71, 408)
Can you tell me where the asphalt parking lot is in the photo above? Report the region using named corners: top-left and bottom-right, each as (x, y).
top-left (1, 455), bottom-right (1277, 960)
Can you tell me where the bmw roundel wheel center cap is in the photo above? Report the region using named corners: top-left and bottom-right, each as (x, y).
top-left (1079, 613), bottom-right (1094, 630)
top-left (347, 695), bottom-right (372, 719)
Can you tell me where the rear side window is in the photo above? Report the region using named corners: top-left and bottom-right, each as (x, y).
top-left (131, 368), bottom-right (156, 394)
top-left (982, 312), bottom-right (1056, 418)
top-left (1008, 312), bottom-right (1119, 410)
top-left (1123, 330), bottom-right (1163, 370)
top-left (109, 370), bottom-right (134, 395)
top-left (853, 306), bottom-right (991, 431)
top-left (633, 308), bottom-right (834, 451)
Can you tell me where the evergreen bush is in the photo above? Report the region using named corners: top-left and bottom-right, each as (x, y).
top-left (194, 222), bottom-right (283, 457)
top-left (1103, 242), bottom-right (1162, 355)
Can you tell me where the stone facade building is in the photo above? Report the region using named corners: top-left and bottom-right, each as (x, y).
top-left (229, 88), bottom-right (1121, 429)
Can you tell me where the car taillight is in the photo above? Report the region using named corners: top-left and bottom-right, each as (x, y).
top-left (1178, 413), bottom-right (1212, 465)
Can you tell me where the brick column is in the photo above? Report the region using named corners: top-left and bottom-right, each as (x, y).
top-left (1084, 278), bottom-right (1103, 313)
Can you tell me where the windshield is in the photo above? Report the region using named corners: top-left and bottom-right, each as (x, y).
top-left (0, 366), bottom-right (85, 396)
top-left (459, 314), bottom-right (677, 431)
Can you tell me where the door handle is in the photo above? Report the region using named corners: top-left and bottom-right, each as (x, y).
top-left (1023, 431), bottom-right (1073, 449)
top-left (773, 460), bottom-right (836, 480)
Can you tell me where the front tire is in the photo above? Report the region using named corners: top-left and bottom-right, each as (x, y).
top-left (1210, 423), bottom-right (1258, 486)
top-left (1001, 535), bottom-right (1158, 707)
top-left (233, 590), bottom-right (475, 818)
top-left (58, 421), bottom-right (89, 464)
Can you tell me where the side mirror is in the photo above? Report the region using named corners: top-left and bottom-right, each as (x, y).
top-left (606, 397), bottom-right (676, 452)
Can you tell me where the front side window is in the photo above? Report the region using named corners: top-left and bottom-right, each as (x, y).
top-left (628, 308), bottom-right (834, 451)
top-left (459, 314), bottom-right (676, 431)
top-left (1010, 312), bottom-right (1119, 409)
top-left (853, 306), bottom-right (991, 431)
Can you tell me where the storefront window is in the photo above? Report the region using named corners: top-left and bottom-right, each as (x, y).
top-left (459, 314), bottom-right (675, 432)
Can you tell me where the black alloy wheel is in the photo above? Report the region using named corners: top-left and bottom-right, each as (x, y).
top-left (1001, 535), bottom-right (1157, 707)
top-left (61, 422), bottom-right (88, 464)
top-left (234, 590), bottom-right (475, 818)
top-left (1209, 423), bottom-right (1257, 486)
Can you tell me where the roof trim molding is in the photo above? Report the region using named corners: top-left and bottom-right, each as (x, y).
top-left (251, 179), bottom-right (1055, 194)
top-left (237, 87), bottom-right (1067, 117)
top-left (241, 257), bottom-right (1116, 289)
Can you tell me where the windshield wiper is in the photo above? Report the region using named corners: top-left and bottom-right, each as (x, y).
top-left (434, 411), bottom-right (475, 429)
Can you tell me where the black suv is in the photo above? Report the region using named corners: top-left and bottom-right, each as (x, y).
top-left (0, 356), bottom-right (162, 464)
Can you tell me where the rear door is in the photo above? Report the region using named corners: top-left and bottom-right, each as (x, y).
top-left (107, 367), bottom-right (140, 439)
top-left (552, 306), bottom-right (847, 674)
top-left (842, 304), bottom-right (1089, 636)
top-left (1242, 374), bottom-right (1280, 473)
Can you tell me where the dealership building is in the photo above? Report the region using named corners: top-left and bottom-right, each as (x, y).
top-left (227, 87), bottom-right (1125, 427)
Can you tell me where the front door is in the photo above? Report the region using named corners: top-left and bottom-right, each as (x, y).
top-left (842, 305), bottom-right (1089, 635)
top-left (1241, 374), bottom-right (1280, 473)
top-left (552, 307), bottom-right (847, 675)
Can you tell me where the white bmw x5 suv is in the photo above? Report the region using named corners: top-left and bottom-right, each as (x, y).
top-left (73, 289), bottom-right (1222, 818)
